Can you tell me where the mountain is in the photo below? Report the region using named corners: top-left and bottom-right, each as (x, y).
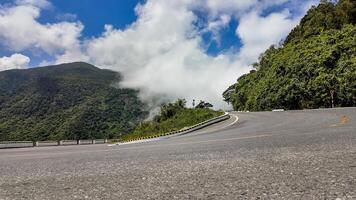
top-left (223, 0), bottom-right (356, 111)
top-left (0, 62), bottom-right (148, 141)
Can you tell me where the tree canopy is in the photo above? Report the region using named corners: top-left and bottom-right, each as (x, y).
top-left (0, 62), bottom-right (148, 141)
top-left (122, 99), bottom-right (223, 141)
top-left (224, 0), bottom-right (356, 111)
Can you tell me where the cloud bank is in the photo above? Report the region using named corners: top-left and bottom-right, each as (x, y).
top-left (0, 0), bottom-right (318, 109)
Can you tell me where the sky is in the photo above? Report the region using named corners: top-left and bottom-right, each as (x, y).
top-left (0, 0), bottom-right (319, 109)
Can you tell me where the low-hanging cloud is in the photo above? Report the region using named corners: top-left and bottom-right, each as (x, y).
top-left (0, 0), bottom-right (319, 109)
top-left (0, 53), bottom-right (30, 71)
top-left (85, 0), bottom-right (316, 109)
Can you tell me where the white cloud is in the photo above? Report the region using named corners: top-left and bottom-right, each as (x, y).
top-left (0, 53), bottom-right (30, 71)
top-left (198, 0), bottom-right (290, 18)
top-left (86, 0), bottom-right (300, 109)
top-left (205, 14), bottom-right (231, 45)
top-left (236, 10), bottom-right (298, 63)
top-left (0, 0), bottom-right (84, 59)
top-left (56, 13), bottom-right (77, 21)
top-left (15, 0), bottom-right (51, 9)
top-left (204, 0), bottom-right (258, 16)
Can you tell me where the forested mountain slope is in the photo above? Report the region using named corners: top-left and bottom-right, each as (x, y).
top-left (224, 0), bottom-right (356, 111)
top-left (0, 62), bottom-right (147, 141)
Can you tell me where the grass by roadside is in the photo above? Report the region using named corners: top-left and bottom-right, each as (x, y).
top-left (121, 100), bottom-right (224, 142)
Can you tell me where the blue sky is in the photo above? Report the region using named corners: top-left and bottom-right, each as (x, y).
top-left (0, 0), bottom-right (243, 64)
top-left (50, 0), bottom-right (244, 52)
top-left (0, 0), bottom-right (319, 108)
top-left (40, 0), bottom-right (141, 37)
top-left (0, 0), bottom-right (315, 66)
top-left (0, 0), bottom-right (143, 66)
top-left (46, 0), bottom-right (244, 56)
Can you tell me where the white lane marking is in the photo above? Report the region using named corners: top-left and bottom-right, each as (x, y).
top-left (110, 114), bottom-right (237, 146)
top-left (108, 138), bottom-right (161, 146)
top-left (226, 113), bottom-right (239, 128)
top-left (118, 138), bottom-right (161, 146)
top-left (187, 113), bottom-right (239, 135)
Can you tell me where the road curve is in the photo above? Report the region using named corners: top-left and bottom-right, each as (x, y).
top-left (0, 108), bottom-right (355, 199)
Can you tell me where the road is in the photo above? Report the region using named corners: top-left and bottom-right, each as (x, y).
top-left (0, 108), bottom-right (355, 199)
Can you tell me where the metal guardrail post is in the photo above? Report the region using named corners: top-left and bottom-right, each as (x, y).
top-left (33, 141), bottom-right (39, 147)
top-left (77, 140), bottom-right (81, 145)
top-left (57, 140), bottom-right (63, 145)
top-left (92, 140), bottom-right (95, 144)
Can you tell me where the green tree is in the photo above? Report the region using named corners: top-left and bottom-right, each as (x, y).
top-left (224, 0), bottom-right (356, 111)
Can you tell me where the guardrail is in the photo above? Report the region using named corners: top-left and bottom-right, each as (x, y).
top-left (0, 141), bottom-right (34, 149)
top-left (1, 113), bottom-right (231, 148)
top-left (122, 113), bottom-right (231, 143)
top-left (0, 139), bottom-right (110, 149)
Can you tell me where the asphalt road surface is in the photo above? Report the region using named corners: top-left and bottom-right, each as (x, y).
top-left (0, 108), bottom-right (355, 200)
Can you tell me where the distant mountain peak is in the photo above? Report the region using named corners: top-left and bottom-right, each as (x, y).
top-left (0, 62), bottom-right (147, 141)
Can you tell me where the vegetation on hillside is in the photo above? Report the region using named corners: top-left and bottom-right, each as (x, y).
top-left (122, 99), bottom-right (224, 141)
top-left (224, 0), bottom-right (356, 111)
top-left (0, 62), bottom-right (148, 141)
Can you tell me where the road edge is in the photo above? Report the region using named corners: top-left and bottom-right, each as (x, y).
top-left (115, 113), bottom-right (232, 145)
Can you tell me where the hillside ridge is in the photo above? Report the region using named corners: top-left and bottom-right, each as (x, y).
top-left (0, 62), bottom-right (148, 141)
top-left (224, 0), bottom-right (356, 111)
